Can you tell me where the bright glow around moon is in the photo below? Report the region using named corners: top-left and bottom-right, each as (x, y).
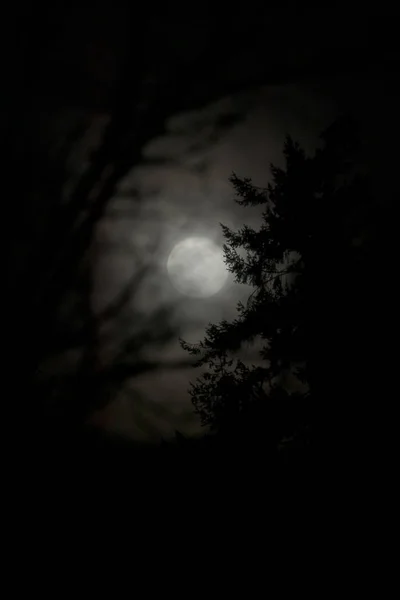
top-left (167, 237), bottom-right (229, 298)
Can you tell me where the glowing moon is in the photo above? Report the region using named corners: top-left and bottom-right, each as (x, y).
top-left (167, 237), bottom-right (229, 298)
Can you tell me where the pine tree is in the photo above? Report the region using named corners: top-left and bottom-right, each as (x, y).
top-left (181, 117), bottom-right (369, 450)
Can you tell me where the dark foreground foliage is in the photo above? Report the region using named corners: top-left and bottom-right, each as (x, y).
top-left (182, 116), bottom-right (378, 457)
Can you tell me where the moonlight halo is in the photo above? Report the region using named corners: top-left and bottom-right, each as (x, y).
top-left (167, 237), bottom-right (229, 298)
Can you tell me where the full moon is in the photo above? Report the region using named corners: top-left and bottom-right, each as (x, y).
top-left (167, 237), bottom-right (229, 298)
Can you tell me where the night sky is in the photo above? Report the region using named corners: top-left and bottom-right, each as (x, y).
top-left (5, 6), bottom-right (399, 448)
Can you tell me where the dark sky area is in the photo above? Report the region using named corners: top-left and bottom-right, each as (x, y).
top-left (3, 5), bottom-right (399, 446)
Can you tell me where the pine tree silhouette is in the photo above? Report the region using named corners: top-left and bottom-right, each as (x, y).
top-left (181, 116), bottom-right (374, 453)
